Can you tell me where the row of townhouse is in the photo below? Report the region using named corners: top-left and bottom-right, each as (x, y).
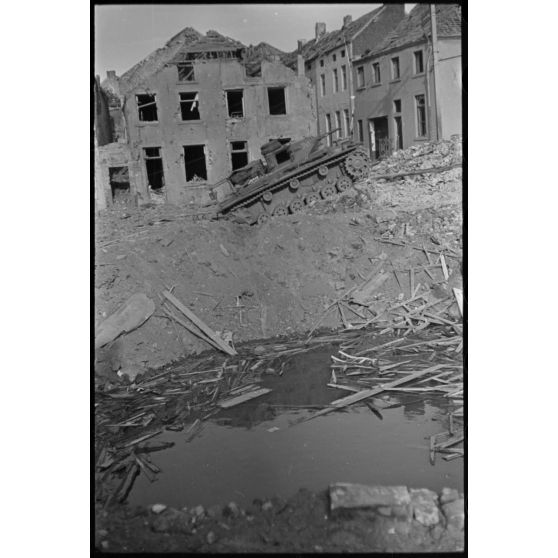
top-left (304, 3), bottom-right (462, 160)
top-left (94, 4), bottom-right (462, 211)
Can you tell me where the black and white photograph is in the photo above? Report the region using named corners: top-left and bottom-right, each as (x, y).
top-left (93, 2), bottom-right (464, 553)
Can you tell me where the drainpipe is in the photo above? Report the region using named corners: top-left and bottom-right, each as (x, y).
top-left (346, 39), bottom-right (355, 138)
top-left (423, 33), bottom-right (434, 142)
top-left (430, 4), bottom-right (443, 140)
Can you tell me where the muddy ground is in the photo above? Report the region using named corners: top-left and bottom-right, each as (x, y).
top-left (94, 138), bottom-right (464, 553)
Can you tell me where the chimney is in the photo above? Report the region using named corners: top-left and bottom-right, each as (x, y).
top-left (106, 70), bottom-right (116, 80)
top-left (343, 15), bottom-right (352, 28)
top-left (297, 54), bottom-right (305, 76)
top-left (297, 39), bottom-right (307, 53)
top-left (315, 22), bottom-right (326, 40)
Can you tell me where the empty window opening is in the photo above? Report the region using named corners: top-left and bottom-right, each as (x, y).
top-left (372, 62), bottom-right (381, 84)
top-left (109, 166), bottom-right (131, 203)
top-left (136, 94), bottom-right (158, 121)
top-left (391, 57), bottom-right (400, 80)
top-left (356, 66), bottom-right (365, 88)
top-left (393, 99), bottom-right (401, 113)
top-left (333, 54), bottom-right (337, 62)
top-left (357, 120), bottom-right (364, 142)
top-left (415, 94), bottom-right (427, 137)
top-left (180, 92), bottom-right (200, 120)
top-left (183, 144), bottom-right (207, 182)
top-left (178, 63), bottom-right (195, 82)
top-left (341, 65), bottom-right (347, 90)
top-left (144, 147), bottom-right (165, 190)
top-left (344, 109), bottom-right (350, 138)
top-left (320, 74), bottom-right (326, 96)
top-left (226, 90), bottom-right (244, 118)
top-left (341, 49), bottom-right (345, 57)
top-left (230, 141), bottom-right (249, 170)
top-left (335, 111), bottom-right (342, 139)
top-left (268, 87), bottom-right (286, 115)
top-left (414, 50), bottom-right (424, 74)
top-left (333, 68), bottom-right (339, 93)
top-left (320, 59), bottom-right (324, 67)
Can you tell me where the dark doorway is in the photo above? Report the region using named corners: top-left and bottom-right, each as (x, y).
top-left (144, 147), bottom-right (165, 189)
top-left (184, 145), bottom-right (207, 182)
top-left (109, 166), bottom-right (131, 203)
top-left (369, 116), bottom-right (390, 161)
top-left (394, 116), bottom-right (403, 150)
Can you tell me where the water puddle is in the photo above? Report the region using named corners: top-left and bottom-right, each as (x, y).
top-left (126, 345), bottom-right (463, 509)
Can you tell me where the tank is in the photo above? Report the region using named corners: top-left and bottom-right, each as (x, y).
top-left (216, 129), bottom-right (373, 224)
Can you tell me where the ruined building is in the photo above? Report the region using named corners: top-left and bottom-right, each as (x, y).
top-left (352, 4), bottom-right (462, 159)
top-left (94, 28), bottom-right (316, 210)
top-left (284, 4), bottom-right (405, 146)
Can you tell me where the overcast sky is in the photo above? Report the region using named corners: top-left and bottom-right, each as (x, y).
top-left (95, 4), bottom-right (415, 79)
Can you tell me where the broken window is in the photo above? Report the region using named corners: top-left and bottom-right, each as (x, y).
top-left (341, 65), bottom-right (347, 90)
top-left (325, 113), bottom-right (332, 146)
top-left (230, 141), bottom-right (249, 170)
top-left (356, 66), bottom-right (365, 88)
top-left (136, 94), bottom-right (158, 122)
top-left (320, 59), bottom-right (324, 67)
top-left (268, 87), bottom-right (286, 115)
top-left (415, 94), bottom-right (427, 137)
top-left (344, 109), bottom-right (350, 138)
top-left (320, 74), bottom-right (326, 96)
top-left (226, 89), bottom-right (244, 118)
top-left (414, 50), bottom-right (424, 74)
top-left (391, 57), bottom-right (400, 80)
top-left (335, 111), bottom-right (342, 139)
top-left (143, 147), bottom-right (165, 190)
top-left (333, 68), bottom-right (339, 93)
top-left (341, 49), bottom-right (345, 57)
top-left (393, 99), bottom-right (401, 113)
top-left (372, 62), bottom-right (381, 84)
top-left (183, 144), bottom-right (207, 182)
top-left (178, 63), bottom-right (195, 82)
top-left (179, 92), bottom-right (200, 120)
top-left (332, 54), bottom-right (337, 62)
top-left (357, 120), bottom-right (364, 142)
top-left (109, 166), bottom-right (131, 203)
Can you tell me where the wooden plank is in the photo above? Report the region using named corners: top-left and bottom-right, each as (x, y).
top-left (217, 387), bottom-right (272, 409)
top-left (162, 290), bottom-right (237, 356)
top-left (440, 254), bottom-right (449, 281)
top-left (297, 365), bottom-right (444, 423)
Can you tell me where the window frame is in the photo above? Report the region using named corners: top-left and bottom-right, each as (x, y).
top-left (414, 50), bottom-right (425, 75)
top-left (415, 94), bottom-right (427, 138)
top-left (229, 140), bottom-right (249, 171)
top-left (320, 73), bottom-right (326, 96)
top-left (136, 93), bottom-right (158, 122)
top-left (179, 91), bottom-right (201, 121)
top-left (267, 86), bottom-right (287, 115)
top-left (393, 99), bottom-right (401, 113)
top-left (183, 144), bottom-right (208, 183)
top-left (391, 56), bottom-right (400, 80)
top-left (372, 62), bottom-right (381, 85)
top-left (225, 89), bottom-right (245, 118)
top-left (341, 65), bottom-right (347, 90)
top-left (356, 66), bottom-right (365, 89)
top-left (343, 109), bottom-right (350, 138)
top-left (333, 68), bottom-right (339, 93)
top-left (177, 62), bottom-right (195, 82)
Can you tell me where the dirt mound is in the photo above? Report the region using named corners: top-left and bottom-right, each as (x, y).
top-left (94, 138), bottom-right (463, 380)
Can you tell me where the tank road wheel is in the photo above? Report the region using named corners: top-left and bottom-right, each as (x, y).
top-left (320, 184), bottom-right (336, 199)
top-left (262, 191), bottom-right (273, 203)
top-left (257, 213), bottom-right (270, 225)
top-left (318, 165), bottom-right (329, 177)
top-left (344, 151), bottom-right (372, 180)
top-left (305, 192), bottom-right (320, 205)
top-left (273, 204), bottom-right (288, 217)
top-left (336, 176), bottom-right (352, 192)
top-left (289, 198), bottom-right (304, 214)
top-left (289, 178), bottom-right (300, 191)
